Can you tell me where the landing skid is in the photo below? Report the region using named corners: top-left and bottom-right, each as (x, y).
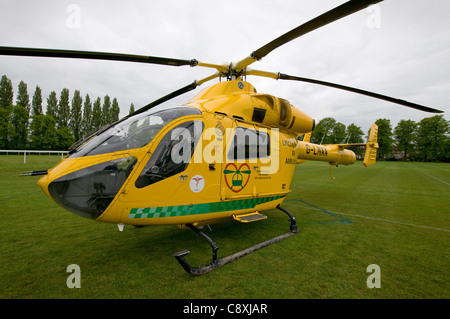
top-left (173, 205), bottom-right (299, 275)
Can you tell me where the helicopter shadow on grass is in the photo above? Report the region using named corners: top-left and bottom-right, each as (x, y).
top-left (283, 199), bottom-right (352, 225)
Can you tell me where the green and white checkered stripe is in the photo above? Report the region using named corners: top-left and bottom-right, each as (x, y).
top-left (128, 195), bottom-right (285, 219)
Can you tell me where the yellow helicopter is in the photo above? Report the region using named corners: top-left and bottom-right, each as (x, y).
top-left (0, 0), bottom-right (443, 275)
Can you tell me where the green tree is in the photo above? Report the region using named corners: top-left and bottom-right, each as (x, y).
top-left (58, 88), bottom-right (70, 128)
top-left (0, 108), bottom-right (14, 149)
top-left (102, 95), bottom-right (111, 126)
top-left (31, 86), bottom-right (43, 116)
top-left (415, 115), bottom-right (449, 161)
top-left (92, 97), bottom-right (102, 131)
top-left (374, 118), bottom-right (393, 159)
top-left (16, 81), bottom-right (30, 114)
top-left (29, 114), bottom-right (57, 150)
top-left (129, 103), bottom-right (135, 115)
top-left (0, 75), bottom-right (13, 111)
top-left (111, 97), bottom-right (120, 122)
top-left (346, 123), bottom-right (364, 157)
top-left (0, 75), bottom-right (14, 149)
top-left (46, 91), bottom-right (58, 119)
top-left (329, 122), bottom-right (346, 144)
top-left (10, 105), bottom-right (29, 149)
top-left (82, 94), bottom-right (93, 137)
top-left (70, 90), bottom-right (83, 142)
top-left (346, 123), bottom-right (364, 143)
top-left (56, 126), bottom-right (75, 150)
top-left (444, 138), bottom-right (450, 162)
top-left (311, 117), bottom-right (336, 144)
top-left (394, 119), bottom-right (417, 160)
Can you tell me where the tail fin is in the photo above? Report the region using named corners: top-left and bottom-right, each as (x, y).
top-left (363, 124), bottom-right (378, 167)
top-left (302, 132), bottom-right (311, 142)
top-left (334, 123), bottom-right (378, 167)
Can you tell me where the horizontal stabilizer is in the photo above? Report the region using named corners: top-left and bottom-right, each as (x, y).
top-left (334, 124), bottom-right (378, 167)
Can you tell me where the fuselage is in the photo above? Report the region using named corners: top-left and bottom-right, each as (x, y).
top-left (38, 80), bottom-right (317, 227)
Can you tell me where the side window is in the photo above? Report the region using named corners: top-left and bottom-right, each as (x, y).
top-left (135, 120), bottom-right (203, 188)
top-left (227, 127), bottom-right (270, 160)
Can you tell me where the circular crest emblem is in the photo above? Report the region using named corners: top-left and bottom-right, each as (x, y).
top-left (189, 175), bottom-right (205, 193)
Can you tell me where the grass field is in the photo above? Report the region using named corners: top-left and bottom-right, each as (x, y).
top-left (0, 155), bottom-right (448, 299)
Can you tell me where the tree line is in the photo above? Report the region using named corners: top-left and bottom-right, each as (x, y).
top-left (0, 74), bottom-right (448, 161)
top-left (0, 74), bottom-right (135, 151)
top-left (311, 116), bottom-right (449, 162)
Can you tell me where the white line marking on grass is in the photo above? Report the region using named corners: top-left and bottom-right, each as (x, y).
top-left (332, 211), bottom-right (450, 233)
top-left (418, 170), bottom-right (450, 186)
top-left (295, 203), bottom-right (450, 233)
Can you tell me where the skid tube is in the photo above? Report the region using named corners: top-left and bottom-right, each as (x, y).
top-left (173, 205), bottom-right (299, 275)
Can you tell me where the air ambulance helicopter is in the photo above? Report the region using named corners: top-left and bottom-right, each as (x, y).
top-left (0, 0), bottom-right (444, 275)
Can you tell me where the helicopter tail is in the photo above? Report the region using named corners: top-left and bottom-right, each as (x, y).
top-left (334, 123), bottom-right (378, 167)
top-left (362, 123), bottom-right (379, 167)
top-left (296, 123), bottom-right (378, 167)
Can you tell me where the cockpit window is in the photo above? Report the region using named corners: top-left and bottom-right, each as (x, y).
top-left (135, 120), bottom-right (204, 188)
top-left (48, 156), bottom-right (137, 219)
top-left (68, 106), bottom-right (201, 158)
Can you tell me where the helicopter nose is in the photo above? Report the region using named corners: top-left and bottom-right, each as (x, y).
top-left (46, 156), bottom-right (137, 220)
top-left (37, 173), bottom-right (51, 198)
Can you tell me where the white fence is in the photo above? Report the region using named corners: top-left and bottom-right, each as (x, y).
top-left (0, 150), bottom-right (69, 163)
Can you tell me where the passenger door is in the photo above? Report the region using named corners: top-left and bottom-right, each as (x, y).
top-left (222, 122), bottom-right (271, 200)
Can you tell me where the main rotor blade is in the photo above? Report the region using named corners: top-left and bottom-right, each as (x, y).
top-left (69, 72), bottom-right (219, 151)
top-left (128, 72), bottom-right (220, 117)
top-left (278, 73), bottom-right (444, 113)
top-left (0, 46), bottom-right (198, 67)
top-left (234, 0), bottom-right (383, 71)
top-left (129, 82), bottom-right (199, 117)
top-left (253, 0), bottom-right (383, 60)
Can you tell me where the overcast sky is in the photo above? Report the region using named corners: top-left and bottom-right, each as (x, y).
top-left (0, 0), bottom-right (449, 132)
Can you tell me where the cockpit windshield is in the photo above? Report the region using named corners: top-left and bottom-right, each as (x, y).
top-left (68, 106), bottom-right (201, 158)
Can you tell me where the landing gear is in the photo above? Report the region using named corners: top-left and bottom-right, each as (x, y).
top-left (173, 205), bottom-right (299, 275)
